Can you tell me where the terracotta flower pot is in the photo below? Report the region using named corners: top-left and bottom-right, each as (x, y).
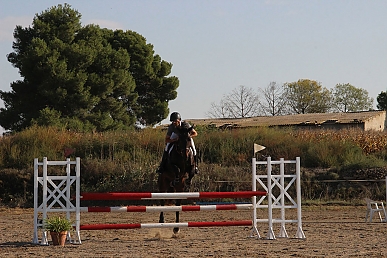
top-left (50, 231), bottom-right (67, 246)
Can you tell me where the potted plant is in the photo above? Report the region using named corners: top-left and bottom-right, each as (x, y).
top-left (43, 216), bottom-right (73, 246)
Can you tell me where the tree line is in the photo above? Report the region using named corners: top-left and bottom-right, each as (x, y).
top-left (207, 80), bottom-right (387, 118)
top-left (2, 4), bottom-right (387, 132)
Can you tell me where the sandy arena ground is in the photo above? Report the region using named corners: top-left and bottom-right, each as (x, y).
top-left (0, 206), bottom-right (386, 257)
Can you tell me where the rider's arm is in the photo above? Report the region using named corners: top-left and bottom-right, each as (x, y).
top-left (165, 124), bottom-right (176, 144)
top-left (165, 135), bottom-right (177, 144)
top-left (190, 129), bottom-right (198, 137)
top-left (165, 125), bottom-right (179, 143)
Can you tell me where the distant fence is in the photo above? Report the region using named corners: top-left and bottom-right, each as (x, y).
top-left (213, 179), bottom-right (387, 201)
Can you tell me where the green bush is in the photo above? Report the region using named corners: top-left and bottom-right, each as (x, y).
top-left (44, 216), bottom-right (73, 232)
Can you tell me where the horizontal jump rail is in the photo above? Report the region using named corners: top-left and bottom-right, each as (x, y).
top-left (80, 191), bottom-right (266, 200)
top-left (80, 220), bottom-right (253, 230)
top-left (80, 204), bottom-right (253, 213)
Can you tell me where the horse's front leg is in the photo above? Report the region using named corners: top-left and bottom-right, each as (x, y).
top-left (173, 199), bottom-right (181, 234)
top-left (171, 165), bottom-right (180, 186)
top-left (159, 199), bottom-right (165, 223)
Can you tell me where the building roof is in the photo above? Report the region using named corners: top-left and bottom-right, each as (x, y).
top-left (181, 111), bottom-right (386, 129)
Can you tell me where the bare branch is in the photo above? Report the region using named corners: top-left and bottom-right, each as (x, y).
top-left (258, 82), bottom-right (287, 116)
top-left (206, 85), bottom-right (260, 118)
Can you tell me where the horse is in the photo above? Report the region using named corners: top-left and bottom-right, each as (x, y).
top-left (158, 124), bottom-right (196, 234)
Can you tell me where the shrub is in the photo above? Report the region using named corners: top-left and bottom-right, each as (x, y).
top-left (1, 125), bottom-right (387, 206)
top-left (43, 216), bottom-right (73, 232)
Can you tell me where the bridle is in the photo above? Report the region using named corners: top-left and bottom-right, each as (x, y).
top-left (174, 126), bottom-right (194, 160)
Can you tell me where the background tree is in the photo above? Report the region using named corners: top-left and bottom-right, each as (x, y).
top-left (206, 98), bottom-right (230, 118)
top-left (284, 79), bottom-right (331, 114)
top-left (0, 4), bottom-right (177, 132)
top-left (331, 83), bottom-right (373, 112)
top-left (206, 85), bottom-right (260, 118)
top-left (258, 81), bottom-right (287, 116)
top-left (108, 30), bottom-right (179, 125)
top-left (376, 91), bottom-right (387, 110)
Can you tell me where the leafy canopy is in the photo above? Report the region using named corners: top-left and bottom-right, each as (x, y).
top-left (377, 91), bottom-right (387, 111)
top-left (331, 83), bottom-right (373, 112)
top-left (0, 4), bottom-right (178, 132)
top-left (284, 79), bottom-right (331, 114)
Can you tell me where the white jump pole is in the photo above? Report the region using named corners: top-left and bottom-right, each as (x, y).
top-left (75, 157), bottom-right (81, 244)
top-left (251, 144), bottom-right (266, 238)
top-left (41, 157), bottom-right (48, 245)
top-left (32, 158), bottom-right (39, 244)
top-left (278, 158), bottom-right (288, 238)
top-left (251, 157), bottom-right (260, 238)
top-left (295, 157), bottom-right (305, 238)
top-left (266, 156), bottom-right (275, 240)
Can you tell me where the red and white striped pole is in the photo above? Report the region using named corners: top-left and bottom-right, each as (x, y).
top-left (80, 203), bottom-right (253, 213)
top-left (80, 220), bottom-right (253, 230)
top-left (80, 191), bottom-right (266, 200)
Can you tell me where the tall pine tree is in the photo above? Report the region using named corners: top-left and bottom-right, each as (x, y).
top-left (0, 4), bottom-right (178, 131)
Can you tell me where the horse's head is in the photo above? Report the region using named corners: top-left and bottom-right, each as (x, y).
top-left (175, 123), bottom-right (194, 155)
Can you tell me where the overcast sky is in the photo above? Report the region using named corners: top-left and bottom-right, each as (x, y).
top-left (1, 0), bottom-right (387, 132)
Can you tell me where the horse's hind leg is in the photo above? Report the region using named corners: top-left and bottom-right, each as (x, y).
top-left (173, 199), bottom-right (181, 234)
top-left (159, 199), bottom-right (165, 223)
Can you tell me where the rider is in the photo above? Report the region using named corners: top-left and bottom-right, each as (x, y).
top-left (156, 112), bottom-right (199, 174)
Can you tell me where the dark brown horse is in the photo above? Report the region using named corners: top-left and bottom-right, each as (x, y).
top-left (158, 124), bottom-right (195, 234)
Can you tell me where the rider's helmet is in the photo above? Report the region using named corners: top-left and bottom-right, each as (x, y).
top-left (170, 112), bottom-right (181, 122)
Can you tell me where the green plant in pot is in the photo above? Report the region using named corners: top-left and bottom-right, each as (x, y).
top-left (43, 216), bottom-right (73, 246)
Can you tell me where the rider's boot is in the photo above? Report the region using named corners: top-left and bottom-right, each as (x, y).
top-left (156, 151), bottom-right (168, 174)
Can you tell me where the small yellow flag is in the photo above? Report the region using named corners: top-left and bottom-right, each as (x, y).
top-left (253, 144), bottom-right (266, 154)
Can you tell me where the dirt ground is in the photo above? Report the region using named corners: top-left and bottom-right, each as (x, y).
top-left (0, 205), bottom-right (386, 258)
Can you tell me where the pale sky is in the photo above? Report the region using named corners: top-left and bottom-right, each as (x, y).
top-left (0, 0), bottom-right (386, 131)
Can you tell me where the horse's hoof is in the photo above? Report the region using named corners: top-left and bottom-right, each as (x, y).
top-left (173, 228), bottom-right (180, 234)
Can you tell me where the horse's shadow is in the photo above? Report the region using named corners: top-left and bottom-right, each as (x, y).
top-left (0, 241), bottom-right (39, 247)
